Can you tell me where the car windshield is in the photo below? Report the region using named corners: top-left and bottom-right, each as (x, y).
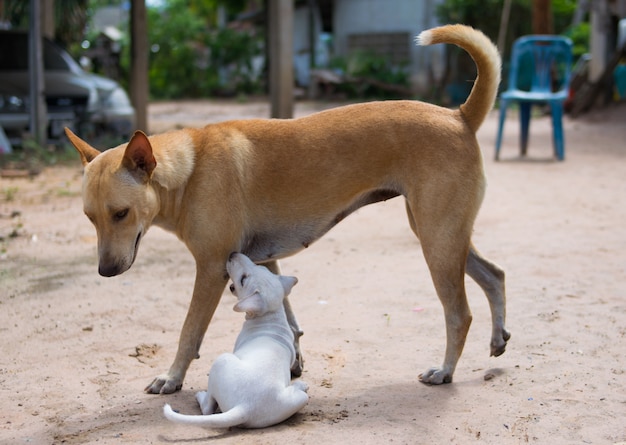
top-left (0, 33), bottom-right (71, 71)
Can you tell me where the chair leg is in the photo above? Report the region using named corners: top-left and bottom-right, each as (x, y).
top-left (550, 102), bottom-right (565, 160)
top-left (495, 99), bottom-right (507, 161)
top-left (519, 102), bottom-right (532, 157)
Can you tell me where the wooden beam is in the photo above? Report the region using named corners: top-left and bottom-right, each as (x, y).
top-left (532, 0), bottom-right (554, 34)
top-left (130, 0), bottom-right (148, 132)
top-left (268, 0), bottom-right (294, 119)
top-left (40, 0), bottom-right (54, 39)
top-left (497, 0), bottom-right (512, 52)
top-left (29, 0), bottom-right (47, 146)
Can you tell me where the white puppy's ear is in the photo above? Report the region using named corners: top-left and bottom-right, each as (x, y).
top-left (279, 276), bottom-right (298, 295)
top-left (233, 291), bottom-right (265, 315)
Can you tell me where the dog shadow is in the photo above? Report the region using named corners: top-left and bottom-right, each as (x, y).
top-left (157, 429), bottom-right (248, 443)
top-left (51, 371), bottom-right (502, 443)
top-left (155, 378), bottom-right (468, 442)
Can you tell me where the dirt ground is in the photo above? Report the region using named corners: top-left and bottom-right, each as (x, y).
top-left (1, 99), bottom-right (625, 445)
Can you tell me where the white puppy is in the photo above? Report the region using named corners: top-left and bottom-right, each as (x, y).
top-left (163, 253), bottom-right (309, 428)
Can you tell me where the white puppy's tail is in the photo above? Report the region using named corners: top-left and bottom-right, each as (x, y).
top-left (417, 24), bottom-right (501, 133)
top-left (163, 403), bottom-right (248, 429)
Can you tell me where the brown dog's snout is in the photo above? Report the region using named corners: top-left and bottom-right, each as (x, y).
top-left (99, 262), bottom-right (122, 277)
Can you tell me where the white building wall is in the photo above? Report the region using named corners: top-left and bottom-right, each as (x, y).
top-left (333, 0), bottom-right (444, 92)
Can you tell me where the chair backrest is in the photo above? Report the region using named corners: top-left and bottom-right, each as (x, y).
top-left (507, 35), bottom-right (573, 94)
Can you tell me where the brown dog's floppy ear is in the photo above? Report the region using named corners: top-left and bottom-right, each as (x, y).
top-left (123, 131), bottom-right (157, 179)
top-left (64, 127), bottom-right (101, 165)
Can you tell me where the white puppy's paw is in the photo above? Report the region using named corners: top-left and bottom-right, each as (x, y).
top-left (144, 374), bottom-right (183, 394)
top-left (293, 380), bottom-right (309, 393)
top-left (419, 367), bottom-right (452, 385)
top-left (195, 390), bottom-right (216, 414)
top-left (195, 390), bottom-right (208, 407)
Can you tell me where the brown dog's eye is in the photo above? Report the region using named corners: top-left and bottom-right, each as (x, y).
top-left (113, 209), bottom-right (129, 221)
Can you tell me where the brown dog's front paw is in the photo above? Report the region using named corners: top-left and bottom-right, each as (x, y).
top-left (419, 367), bottom-right (452, 385)
top-left (145, 374), bottom-right (183, 394)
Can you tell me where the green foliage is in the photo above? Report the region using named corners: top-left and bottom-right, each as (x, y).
top-left (329, 51), bottom-right (410, 99)
top-left (136, 0), bottom-right (262, 99)
top-left (436, 0), bottom-right (585, 96)
top-left (0, 136), bottom-right (79, 175)
top-left (145, 4), bottom-right (207, 98)
top-left (1, 0), bottom-right (262, 98)
top-left (0, 0), bottom-right (27, 27)
top-left (204, 27), bottom-right (264, 96)
top-left (437, 0), bottom-right (533, 59)
top-left (552, 0), bottom-right (579, 32)
top-left (564, 22), bottom-right (591, 59)
top-left (185, 0), bottom-right (249, 24)
top-left (1, 0), bottom-right (88, 46)
top-left (437, 0), bottom-right (581, 58)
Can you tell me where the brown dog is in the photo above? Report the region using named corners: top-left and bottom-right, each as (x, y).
top-left (66, 24), bottom-right (509, 395)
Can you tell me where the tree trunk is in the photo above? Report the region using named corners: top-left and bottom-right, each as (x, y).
top-left (532, 0), bottom-right (554, 34)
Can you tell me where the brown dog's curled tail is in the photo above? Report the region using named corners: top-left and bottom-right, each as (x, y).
top-left (417, 24), bottom-right (501, 133)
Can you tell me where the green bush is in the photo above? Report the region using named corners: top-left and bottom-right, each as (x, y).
top-left (329, 51), bottom-right (410, 99)
top-left (118, 4), bottom-right (263, 99)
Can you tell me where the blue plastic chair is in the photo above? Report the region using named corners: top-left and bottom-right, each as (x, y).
top-left (495, 35), bottom-right (573, 161)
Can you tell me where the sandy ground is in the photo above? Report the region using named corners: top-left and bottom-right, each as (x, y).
top-left (1, 99), bottom-right (625, 445)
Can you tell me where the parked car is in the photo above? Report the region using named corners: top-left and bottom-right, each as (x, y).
top-left (0, 29), bottom-right (134, 146)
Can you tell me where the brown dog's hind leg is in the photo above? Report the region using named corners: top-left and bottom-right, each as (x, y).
top-left (265, 260), bottom-right (305, 377)
top-left (418, 253), bottom-right (472, 384)
top-left (145, 265), bottom-right (228, 394)
top-left (465, 245), bottom-right (510, 356)
top-left (405, 201), bottom-right (510, 379)
top-left (405, 201), bottom-right (473, 384)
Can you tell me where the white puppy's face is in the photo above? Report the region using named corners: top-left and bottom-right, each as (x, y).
top-left (226, 253), bottom-right (297, 318)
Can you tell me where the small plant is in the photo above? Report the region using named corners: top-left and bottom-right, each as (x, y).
top-left (0, 211), bottom-right (22, 252)
top-left (56, 187), bottom-right (79, 198)
top-left (0, 135), bottom-right (79, 175)
top-left (3, 187), bottom-right (18, 202)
